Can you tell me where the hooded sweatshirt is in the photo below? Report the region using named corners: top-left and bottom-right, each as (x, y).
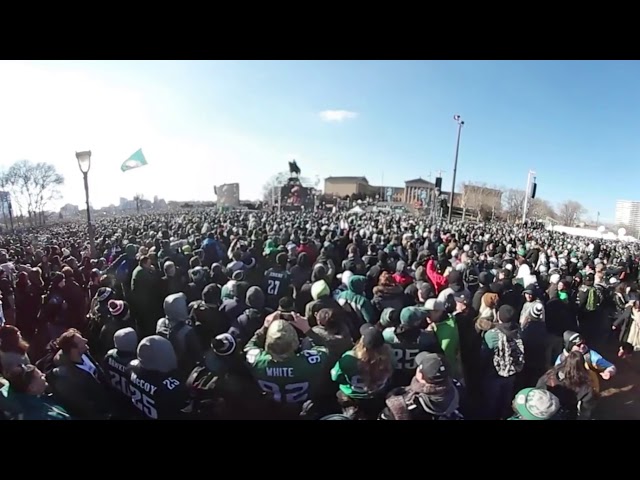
top-left (295, 264), bottom-right (327, 314)
top-left (189, 284), bottom-right (229, 350)
top-left (426, 259), bottom-right (448, 295)
top-left (103, 327), bottom-right (138, 409)
top-left (156, 293), bottom-right (203, 376)
top-left (290, 252), bottom-right (312, 293)
top-left (230, 286), bottom-right (267, 348)
top-left (392, 261), bottom-right (413, 288)
top-left (161, 261), bottom-right (185, 297)
top-left (337, 275), bottom-right (377, 324)
top-left (304, 280), bottom-right (343, 326)
top-left (437, 271), bottom-right (471, 303)
top-left (380, 376), bottom-right (464, 420)
top-left (128, 336), bottom-right (188, 419)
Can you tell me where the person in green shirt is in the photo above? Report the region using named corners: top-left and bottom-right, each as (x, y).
top-left (508, 388), bottom-right (561, 420)
top-left (1, 364), bottom-right (71, 420)
top-left (331, 324), bottom-right (394, 419)
top-left (244, 312), bottom-right (330, 418)
top-left (425, 298), bottom-right (461, 380)
top-left (337, 275), bottom-right (377, 324)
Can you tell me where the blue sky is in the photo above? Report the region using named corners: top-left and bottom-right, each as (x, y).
top-left (0, 60), bottom-right (637, 222)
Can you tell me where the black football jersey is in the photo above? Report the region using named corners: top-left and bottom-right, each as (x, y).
top-left (127, 360), bottom-right (189, 420)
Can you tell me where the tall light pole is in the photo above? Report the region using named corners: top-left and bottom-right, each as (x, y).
top-left (76, 150), bottom-right (96, 257)
top-left (448, 114), bottom-right (464, 222)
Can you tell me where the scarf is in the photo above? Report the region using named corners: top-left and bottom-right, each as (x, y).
top-left (75, 354), bottom-right (98, 380)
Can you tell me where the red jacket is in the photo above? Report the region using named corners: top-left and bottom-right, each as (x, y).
top-left (426, 259), bottom-right (448, 295)
top-left (297, 243), bottom-right (317, 264)
top-left (392, 272), bottom-right (413, 288)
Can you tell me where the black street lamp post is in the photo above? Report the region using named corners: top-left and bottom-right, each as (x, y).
top-left (76, 150), bottom-right (96, 257)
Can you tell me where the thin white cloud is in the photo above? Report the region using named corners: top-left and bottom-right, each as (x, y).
top-left (319, 109), bottom-right (358, 123)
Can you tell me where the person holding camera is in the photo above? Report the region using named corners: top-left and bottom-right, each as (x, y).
top-left (244, 311), bottom-right (331, 419)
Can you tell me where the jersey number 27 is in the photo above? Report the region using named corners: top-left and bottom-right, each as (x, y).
top-left (267, 279), bottom-right (280, 295)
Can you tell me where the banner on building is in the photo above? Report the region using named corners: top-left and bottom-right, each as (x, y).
top-left (214, 183), bottom-right (240, 207)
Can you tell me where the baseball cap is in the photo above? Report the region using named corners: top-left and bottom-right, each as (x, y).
top-left (415, 352), bottom-right (448, 381)
top-left (400, 306), bottom-right (427, 328)
top-left (453, 293), bottom-right (469, 306)
top-left (424, 298), bottom-right (445, 312)
top-left (359, 324), bottom-right (384, 350)
top-left (513, 388), bottom-right (560, 420)
top-left (379, 308), bottom-right (400, 328)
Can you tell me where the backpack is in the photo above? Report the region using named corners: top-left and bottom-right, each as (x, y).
top-left (492, 329), bottom-right (525, 377)
top-left (585, 286), bottom-right (601, 312)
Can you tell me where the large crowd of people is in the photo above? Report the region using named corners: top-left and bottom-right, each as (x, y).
top-left (0, 207), bottom-right (638, 420)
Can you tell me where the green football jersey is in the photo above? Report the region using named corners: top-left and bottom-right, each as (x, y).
top-left (331, 350), bottom-right (391, 399)
top-left (245, 345), bottom-right (329, 405)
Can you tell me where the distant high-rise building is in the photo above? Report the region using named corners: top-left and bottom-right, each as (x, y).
top-left (615, 200), bottom-right (640, 234)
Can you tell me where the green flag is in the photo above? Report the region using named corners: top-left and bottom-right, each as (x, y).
top-left (121, 148), bottom-right (147, 172)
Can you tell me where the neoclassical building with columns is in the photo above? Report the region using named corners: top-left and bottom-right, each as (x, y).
top-left (324, 176), bottom-right (462, 206)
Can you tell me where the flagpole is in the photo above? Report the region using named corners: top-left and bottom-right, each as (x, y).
top-left (278, 187), bottom-right (281, 214)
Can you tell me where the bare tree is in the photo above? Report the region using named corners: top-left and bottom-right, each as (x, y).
top-left (529, 198), bottom-right (557, 220)
top-left (32, 162), bottom-right (64, 225)
top-left (2, 161), bottom-right (28, 223)
top-left (557, 200), bottom-right (586, 226)
top-left (461, 182), bottom-right (503, 219)
top-left (502, 189), bottom-right (526, 222)
top-left (1, 160), bottom-right (64, 226)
